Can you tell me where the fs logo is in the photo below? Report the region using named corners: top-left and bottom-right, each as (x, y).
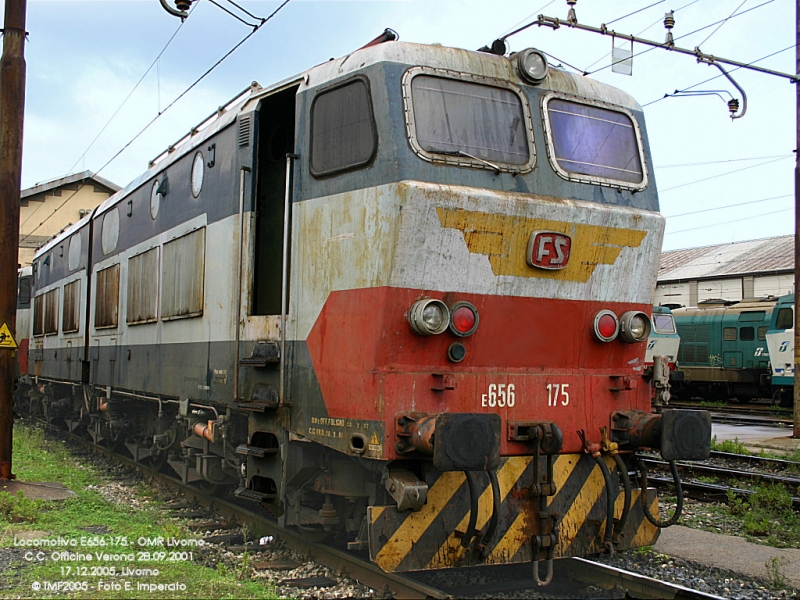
top-left (527, 231), bottom-right (572, 270)
top-left (780, 341), bottom-right (791, 353)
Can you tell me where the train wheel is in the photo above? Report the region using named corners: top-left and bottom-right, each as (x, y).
top-left (775, 389), bottom-right (793, 408)
top-left (148, 451), bottom-right (169, 473)
top-left (296, 524), bottom-right (333, 543)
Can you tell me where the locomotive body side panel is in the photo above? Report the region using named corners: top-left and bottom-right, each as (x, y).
top-left (29, 221), bottom-right (92, 382)
top-left (83, 121), bottom-right (243, 401)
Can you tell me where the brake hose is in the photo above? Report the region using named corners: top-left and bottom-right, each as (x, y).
top-left (481, 470), bottom-right (501, 550)
top-left (612, 453), bottom-right (632, 539)
top-left (636, 456), bottom-right (683, 528)
top-left (461, 472), bottom-right (479, 548)
top-left (593, 454), bottom-right (615, 548)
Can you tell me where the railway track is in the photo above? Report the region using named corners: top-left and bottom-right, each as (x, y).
top-left (710, 449), bottom-right (800, 468)
top-left (668, 402), bottom-right (793, 428)
top-left (32, 420), bottom-right (728, 599)
top-left (642, 452), bottom-right (800, 509)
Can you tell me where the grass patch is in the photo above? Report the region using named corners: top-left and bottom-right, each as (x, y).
top-left (726, 484), bottom-right (800, 546)
top-left (698, 400), bottom-right (728, 408)
top-left (0, 422), bottom-right (280, 599)
top-left (710, 436), bottom-right (751, 455)
top-left (766, 556), bottom-right (789, 590)
top-left (0, 491), bottom-right (44, 524)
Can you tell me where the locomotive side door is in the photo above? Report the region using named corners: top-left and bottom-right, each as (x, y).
top-left (234, 84), bottom-right (299, 515)
top-left (236, 84), bottom-right (299, 387)
top-left (251, 88), bottom-right (297, 318)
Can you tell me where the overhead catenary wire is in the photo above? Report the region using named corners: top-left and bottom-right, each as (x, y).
top-left (20, 0), bottom-right (293, 246)
top-left (583, 0), bottom-right (777, 76)
top-left (694, 0), bottom-right (747, 49)
top-left (664, 193), bottom-right (792, 218)
top-left (207, 0), bottom-right (259, 28)
top-left (499, 0), bottom-right (559, 40)
top-left (581, 0), bottom-right (696, 72)
top-left (605, 0), bottom-right (666, 26)
top-left (499, 0), bottom-right (772, 75)
top-left (19, 2), bottom-right (197, 233)
top-left (665, 206), bottom-right (793, 235)
top-left (659, 155), bottom-right (792, 193)
top-left (656, 153), bottom-right (794, 169)
top-left (642, 43), bottom-right (797, 108)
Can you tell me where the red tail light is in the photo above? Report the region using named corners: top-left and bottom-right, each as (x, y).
top-left (593, 310), bottom-right (619, 342)
top-left (449, 302), bottom-right (479, 337)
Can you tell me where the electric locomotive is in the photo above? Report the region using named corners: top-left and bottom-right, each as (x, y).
top-left (765, 293), bottom-right (794, 406)
top-left (646, 306), bottom-right (679, 368)
top-left (672, 297), bottom-right (776, 402)
top-left (16, 35), bottom-right (711, 583)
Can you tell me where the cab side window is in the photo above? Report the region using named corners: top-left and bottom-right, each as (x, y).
top-left (310, 79), bottom-right (377, 177)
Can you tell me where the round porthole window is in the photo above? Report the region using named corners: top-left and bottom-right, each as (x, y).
top-left (68, 233), bottom-right (81, 271)
top-left (101, 208), bottom-right (120, 255)
top-left (150, 180), bottom-right (161, 220)
top-left (191, 152), bottom-right (204, 198)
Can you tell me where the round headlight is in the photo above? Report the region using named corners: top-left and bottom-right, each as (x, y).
top-left (620, 311), bottom-right (652, 343)
top-left (593, 310), bottom-right (619, 342)
top-left (516, 48), bottom-right (548, 84)
top-left (409, 299), bottom-right (450, 336)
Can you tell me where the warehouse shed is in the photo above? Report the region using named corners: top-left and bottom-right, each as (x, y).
top-left (655, 235), bottom-right (794, 307)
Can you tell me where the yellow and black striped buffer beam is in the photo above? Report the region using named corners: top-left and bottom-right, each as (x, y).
top-left (368, 454), bottom-right (659, 573)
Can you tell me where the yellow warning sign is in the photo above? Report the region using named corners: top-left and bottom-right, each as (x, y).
top-left (0, 323), bottom-right (16, 349)
top-left (368, 431), bottom-right (382, 456)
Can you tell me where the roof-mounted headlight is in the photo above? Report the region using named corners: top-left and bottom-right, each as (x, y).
top-left (516, 48), bottom-right (548, 84)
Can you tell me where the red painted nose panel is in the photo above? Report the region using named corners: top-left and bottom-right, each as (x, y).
top-left (305, 287), bottom-right (653, 456)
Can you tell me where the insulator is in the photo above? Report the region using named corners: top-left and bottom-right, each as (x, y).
top-left (175, 0), bottom-right (193, 10)
top-left (728, 98), bottom-right (740, 115)
top-left (567, 0), bottom-right (577, 22)
top-left (664, 11), bottom-right (675, 30)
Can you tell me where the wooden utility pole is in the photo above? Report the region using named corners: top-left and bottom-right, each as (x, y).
top-left (0, 0), bottom-right (26, 480)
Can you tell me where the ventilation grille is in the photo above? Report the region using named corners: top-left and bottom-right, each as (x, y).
top-left (238, 115), bottom-right (251, 147)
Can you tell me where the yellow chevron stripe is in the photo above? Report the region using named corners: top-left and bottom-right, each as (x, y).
top-left (436, 207), bottom-right (647, 282)
top-left (370, 506), bottom-right (386, 524)
top-left (487, 454), bottom-right (582, 563)
top-left (373, 471), bottom-right (465, 572)
top-left (427, 456), bottom-right (533, 569)
top-left (630, 489), bottom-right (660, 548)
top-left (553, 455), bottom-right (616, 555)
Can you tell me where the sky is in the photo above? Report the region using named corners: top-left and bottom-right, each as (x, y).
top-left (13, 0), bottom-right (798, 252)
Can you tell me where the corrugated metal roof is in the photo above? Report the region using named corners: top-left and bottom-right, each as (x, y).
top-left (21, 171), bottom-right (120, 200)
top-left (658, 235), bottom-right (794, 282)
